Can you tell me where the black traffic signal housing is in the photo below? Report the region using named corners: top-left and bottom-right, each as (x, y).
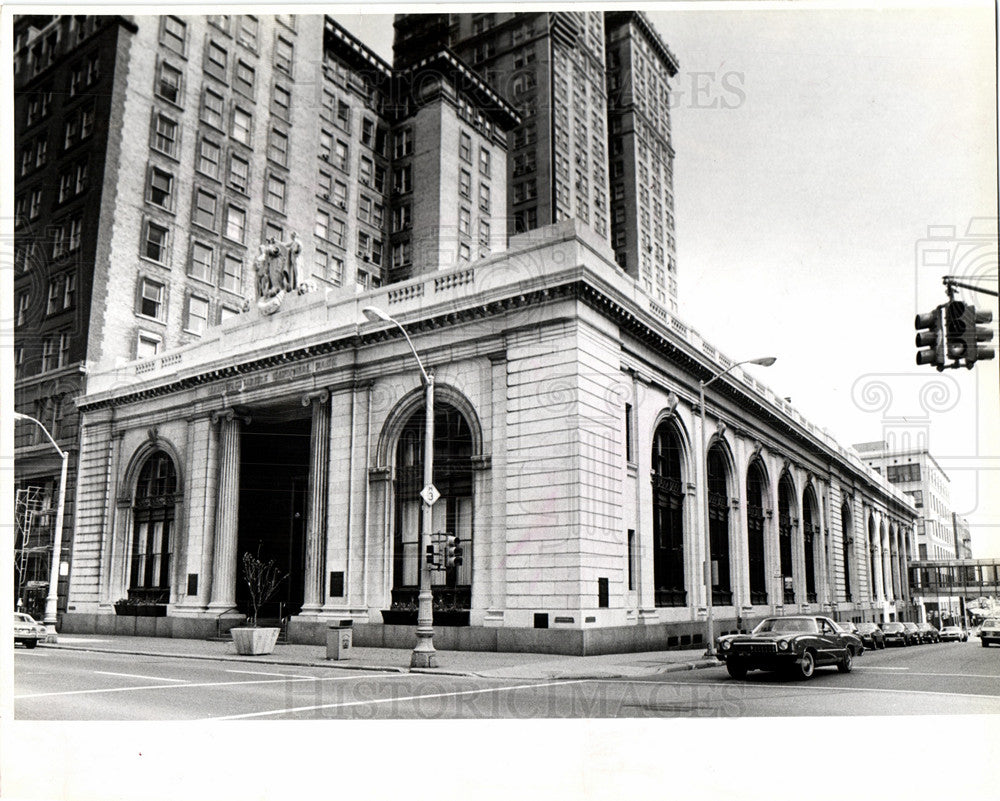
top-left (915, 304), bottom-right (946, 370)
top-left (445, 534), bottom-right (463, 568)
top-left (946, 300), bottom-right (995, 368)
top-left (425, 542), bottom-right (437, 566)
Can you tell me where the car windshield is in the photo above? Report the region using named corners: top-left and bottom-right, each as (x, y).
top-left (857, 623), bottom-right (876, 632)
top-left (883, 623), bottom-right (904, 632)
top-left (835, 623), bottom-right (853, 631)
top-left (753, 618), bottom-right (818, 634)
top-left (984, 619), bottom-right (1000, 627)
top-left (941, 627), bottom-right (958, 632)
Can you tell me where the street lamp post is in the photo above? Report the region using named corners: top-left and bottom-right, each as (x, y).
top-left (13, 412), bottom-right (69, 640)
top-left (362, 306), bottom-right (438, 668)
top-left (700, 356), bottom-right (776, 658)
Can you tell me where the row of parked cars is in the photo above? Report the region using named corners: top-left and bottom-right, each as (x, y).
top-left (716, 613), bottom-right (994, 681)
top-left (835, 619), bottom-right (964, 648)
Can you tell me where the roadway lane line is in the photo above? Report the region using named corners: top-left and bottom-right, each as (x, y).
top-left (203, 678), bottom-right (593, 720)
top-left (15, 673), bottom-right (396, 700)
top-left (225, 669), bottom-right (314, 679)
top-left (95, 671), bottom-right (188, 683)
top-left (630, 678), bottom-right (1000, 703)
top-left (855, 666), bottom-right (908, 670)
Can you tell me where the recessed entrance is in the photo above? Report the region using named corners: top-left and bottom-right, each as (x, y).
top-left (237, 416), bottom-right (310, 622)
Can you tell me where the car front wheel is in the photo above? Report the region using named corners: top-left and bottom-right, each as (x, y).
top-left (726, 660), bottom-right (748, 680)
top-left (24, 638), bottom-right (37, 649)
top-left (795, 651), bottom-right (816, 680)
top-left (838, 650), bottom-right (853, 673)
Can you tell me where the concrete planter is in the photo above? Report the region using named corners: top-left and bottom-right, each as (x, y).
top-left (231, 627), bottom-right (280, 655)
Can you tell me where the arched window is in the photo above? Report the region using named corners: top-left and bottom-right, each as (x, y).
top-left (129, 451), bottom-right (177, 602)
top-left (746, 463), bottom-right (767, 605)
top-left (869, 517), bottom-right (878, 600)
top-left (802, 488), bottom-right (818, 603)
top-left (841, 503), bottom-right (852, 601)
top-left (651, 422), bottom-right (685, 607)
top-left (707, 445), bottom-right (731, 605)
top-left (392, 403), bottom-right (473, 618)
top-left (778, 475), bottom-right (795, 604)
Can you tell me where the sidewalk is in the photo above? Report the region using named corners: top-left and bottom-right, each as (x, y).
top-left (46, 634), bottom-right (721, 680)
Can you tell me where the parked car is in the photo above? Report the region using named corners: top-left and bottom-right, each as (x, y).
top-left (917, 622), bottom-right (941, 643)
top-left (980, 617), bottom-right (1000, 648)
top-left (855, 621), bottom-right (886, 650)
top-left (13, 612), bottom-right (46, 649)
top-left (833, 621), bottom-right (865, 656)
top-left (902, 622), bottom-right (924, 643)
top-left (939, 625), bottom-right (968, 642)
top-left (881, 621), bottom-right (915, 647)
top-left (716, 615), bottom-right (856, 680)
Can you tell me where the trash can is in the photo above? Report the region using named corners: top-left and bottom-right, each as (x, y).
top-left (326, 619), bottom-right (353, 660)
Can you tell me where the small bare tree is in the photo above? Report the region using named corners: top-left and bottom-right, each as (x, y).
top-left (241, 548), bottom-right (287, 627)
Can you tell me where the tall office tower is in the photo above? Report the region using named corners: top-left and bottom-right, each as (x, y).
top-left (13, 15), bottom-right (141, 616)
top-left (605, 11), bottom-right (680, 312)
top-left (393, 11), bottom-right (612, 244)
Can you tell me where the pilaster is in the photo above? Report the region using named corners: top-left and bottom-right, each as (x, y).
top-left (207, 408), bottom-right (249, 614)
top-left (303, 389), bottom-right (331, 614)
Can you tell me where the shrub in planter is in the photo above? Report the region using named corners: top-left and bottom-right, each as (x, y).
top-left (230, 549), bottom-right (287, 655)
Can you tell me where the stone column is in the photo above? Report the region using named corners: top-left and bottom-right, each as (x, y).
top-left (207, 409), bottom-right (248, 614)
top-left (766, 452), bottom-right (784, 612)
top-left (301, 390), bottom-right (330, 614)
top-left (485, 351), bottom-right (508, 625)
top-left (872, 510), bottom-right (886, 603)
top-left (882, 518), bottom-right (894, 603)
top-left (815, 481), bottom-right (829, 608)
top-left (890, 524), bottom-right (902, 600)
top-left (732, 435), bottom-right (751, 620)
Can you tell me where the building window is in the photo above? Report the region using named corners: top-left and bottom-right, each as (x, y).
top-left (189, 241), bottom-right (214, 282)
top-left (459, 169), bottom-right (471, 199)
top-left (479, 220), bottom-right (490, 248)
top-left (16, 291), bottom-right (32, 327)
top-left (267, 127), bottom-right (288, 166)
top-left (219, 305), bottom-right (240, 324)
top-left (478, 183), bottom-right (490, 213)
top-left (197, 137), bottom-right (221, 179)
top-left (205, 40), bottom-right (228, 82)
top-left (193, 188), bottom-right (218, 231)
top-left (224, 205), bottom-right (246, 242)
top-left (392, 204), bottom-right (411, 232)
top-left (186, 295), bottom-right (209, 334)
top-left (160, 16), bottom-right (187, 57)
top-left (74, 161), bottom-right (88, 194)
top-left (231, 106), bottom-right (252, 145)
top-left (392, 241), bottom-right (412, 268)
top-left (147, 166), bottom-right (174, 210)
top-left (459, 242), bottom-right (471, 262)
top-left (334, 140), bottom-right (349, 172)
top-left (393, 128), bottom-right (412, 158)
top-left (336, 99), bottom-right (351, 133)
top-left (479, 147), bottom-right (491, 177)
top-left (459, 132), bottom-right (472, 163)
top-left (29, 189), bottom-right (43, 218)
top-left (222, 253), bottom-right (242, 293)
top-left (358, 194), bottom-right (373, 224)
top-left (393, 165), bottom-right (411, 194)
top-left (142, 220), bottom-right (170, 264)
top-left (332, 180), bottom-right (348, 210)
top-left (271, 83), bottom-right (291, 119)
top-left (156, 61), bottom-right (183, 105)
top-left (315, 210), bottom-right (331, 242)
top-left (275, 36), bottom-right (294, 75)
top-left (459, 207), bottom-right (471, 236)
top-left (208, 14), bottom-right (230, 34)
top-left (228, 153), bottom-right (250, 194)
top-left (136, 331), bottom-right (162, 360)
top-left (651, 421), bottom-right (686, 606)
top-left (151, 113), bottom-right (178, 157)
top-left (47, 280), bottom-right (61, 315)
top-left (359, 156), bottom-right (374, 187)
top-left (138, 277), bottom-right (165, 320)
top-left (128, 452), bottom-right (177, 596)
top-left (265, 174), bottom-right (286, 213)
top-left (201, 86), bottom-right (225, 129)
top-left (238, 15), bottom-right (258, 49)
top-left (234, 60), bottom-right (255, 97)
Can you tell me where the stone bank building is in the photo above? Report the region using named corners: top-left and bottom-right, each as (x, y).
top-left (65, 221), bottom-right (919, 653)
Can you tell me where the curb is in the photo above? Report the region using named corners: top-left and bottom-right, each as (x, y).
top-left (47, 644), bottom-right (407, 674)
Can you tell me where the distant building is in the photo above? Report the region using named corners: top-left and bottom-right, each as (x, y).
top-left (853, 441), bottom-right (957, 560)
top-left (392, 10), bottom-right (680, 312)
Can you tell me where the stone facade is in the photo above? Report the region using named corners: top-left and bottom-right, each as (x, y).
top-left (65, 222), bottom-right (918, 653)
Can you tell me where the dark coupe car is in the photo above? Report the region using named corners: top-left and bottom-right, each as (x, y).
top-left (717, 615), bottom-right (856, 680)
top-left (855, 621), bottom-right (886, 650)
top-left (917, 622), bottom-right (940, 643)
top-left (880, 621), bottom-right (915, 647)
top-left (833, 621), bottom-right (865, 656)
top-left (902, 622), bottom-right (924, 643)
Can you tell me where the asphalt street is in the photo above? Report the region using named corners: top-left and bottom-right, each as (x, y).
top-left (14, 638), bottom-right (1000, 720)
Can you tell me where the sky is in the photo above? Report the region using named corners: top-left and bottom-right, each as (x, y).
top-left (333, 2), bottom-right (1000, 556)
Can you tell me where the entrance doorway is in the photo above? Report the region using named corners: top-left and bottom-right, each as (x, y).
top-left (237, 416), bottom-right (310, 622)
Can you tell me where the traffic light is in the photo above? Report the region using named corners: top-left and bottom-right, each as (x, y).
top-left (445, 534), bottom-right (463, 568)
top-left (946, 300), bottom-right (995, 367)
top-left (425, 543), bottom-right (437, 566)
top-left (915, 305), bottom-right (946, 369)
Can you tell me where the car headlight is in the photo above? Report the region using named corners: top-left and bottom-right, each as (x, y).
top-left (722, 640), bottom-right (731, 651)
top-left (778, 640), bottom-right (789, 651)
